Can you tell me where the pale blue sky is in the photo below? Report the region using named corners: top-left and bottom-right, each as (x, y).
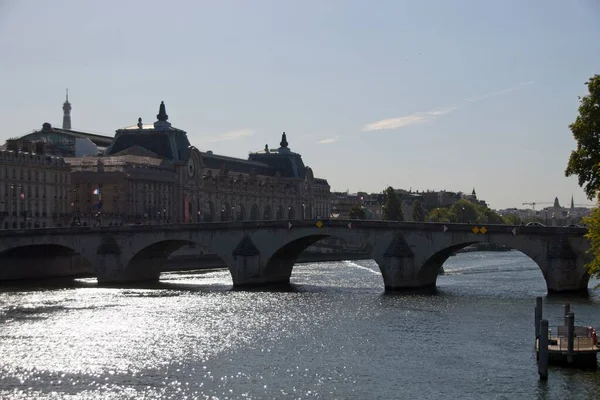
top-left (1, 0), bottom-right (599, 209)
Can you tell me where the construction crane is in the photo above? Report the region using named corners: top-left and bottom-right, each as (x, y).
top-left (522, 202), bottom-right (555, 211)
top-left (523, 201), bottom-right (595, 212)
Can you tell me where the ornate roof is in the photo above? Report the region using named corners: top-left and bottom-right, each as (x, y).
top-left (104, 102), bottom-right (191, 162)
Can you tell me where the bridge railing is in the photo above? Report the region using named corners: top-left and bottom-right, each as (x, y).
top-left (0, 219), bottom-right (588, 236)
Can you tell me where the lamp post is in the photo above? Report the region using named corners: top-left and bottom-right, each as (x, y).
top-left (302, 203), bottom-right (306, 220)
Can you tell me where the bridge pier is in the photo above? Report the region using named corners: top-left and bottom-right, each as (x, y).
top-left (375, 234), bottom-right (436, 291)
top-left (544, 236), bottom-right (590, 293)
top-left (377, 256), bottom-right (436, 291)
top-left (93, 235), bottom-right (160, 284)
top-left (545, 258), bottom-right (589, 293)
top-left (229, 235), bottom-right (291, 287)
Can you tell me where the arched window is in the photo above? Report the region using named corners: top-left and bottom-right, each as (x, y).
top-left (263, 205), bottom-right (272, 220)
top-left (250, 204), bottom-right (259, 221)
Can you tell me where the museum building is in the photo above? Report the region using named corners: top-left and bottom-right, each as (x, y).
top-left (66, 102), bottom-right (331, 225)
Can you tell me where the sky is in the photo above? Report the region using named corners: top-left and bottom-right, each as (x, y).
top-left (1, 0), bottom-right (599, 210)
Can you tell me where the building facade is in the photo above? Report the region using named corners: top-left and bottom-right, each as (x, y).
top-left (67, 102), bottom-right (331, 225)
top-left (0, 147), bottom-right (71, 229)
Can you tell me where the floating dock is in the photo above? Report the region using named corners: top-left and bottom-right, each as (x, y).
top-left (534, 297), bottom-right (599, 379)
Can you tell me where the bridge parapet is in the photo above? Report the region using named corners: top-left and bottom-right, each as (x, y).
top-left (0, 219), bottom-right (588, 237)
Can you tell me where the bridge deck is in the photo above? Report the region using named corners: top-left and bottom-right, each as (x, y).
top-left (0, 219), bottom-right (588, 237)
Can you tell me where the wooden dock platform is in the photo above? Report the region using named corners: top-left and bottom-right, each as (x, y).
top-left (536, 326), bottom-right (599, 367)
top-left (534, 297), bottom-right (599, 377)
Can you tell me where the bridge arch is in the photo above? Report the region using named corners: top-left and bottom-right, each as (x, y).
top-left (0, 244), bottom-right (94, 280)
top-left (262, 229), bottom-right (369, 286)
top-left (123, 239), bottom-right (228, 283)
top-left (417, 235), bottom-right (592, 293)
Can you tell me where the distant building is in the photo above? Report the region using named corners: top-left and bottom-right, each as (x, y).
top-left (2, 94), bottom-right (113, 158)
top-left (498, 195), bottom-right (593, 226)
top-left (0, 145), bottom-right (71, 229)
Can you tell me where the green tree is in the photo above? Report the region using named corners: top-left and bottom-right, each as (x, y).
top-left (348, 205), bottom-right (366, 220)
top-left (427, 207), bottom-right (454, 222)
top-left (478, 208), bottom-right (505, 224)
top-left (382, 186), bottom-right (403, 221)
top-left (411, 200), bottom-right (425, 221)
top-left (565, 75), bottom-right (600, 200)
top-left (503, 213), bottom-right (522, 225)
top-left (583, 206), bottom-right (600, 279)
top-left (449, 200), bottom-right (478, 223)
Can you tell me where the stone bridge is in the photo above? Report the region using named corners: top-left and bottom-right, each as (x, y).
top-left (0, 220), bottom-right (593, 293)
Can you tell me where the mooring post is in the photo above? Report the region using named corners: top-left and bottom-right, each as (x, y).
top-left (566, 311), bottom-right (575, 363)
top-left (563, 303), bottom-right (571, 327)
top-left (535, 297), bottom-right (543, 339)
top-left (539, 319), bottom-right (549, 380)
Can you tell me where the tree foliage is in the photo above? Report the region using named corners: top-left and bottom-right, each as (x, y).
top-left (449, 200), bottom-right (479, 223)
top-left (565, 75), bottom-right (600, 200)
top-left (427, 207), bottom-right (452, 222)
top-left (502, 213), bottom-right (522, 225)
top-left (348, 205), bottom-right (366, 220)
top-left (412, 200), bottom-right (425, 222)
top-left (425, 200), bottom-right (515, 225)
top-left (583, 205), bottom-right (600, 279)
top-left (382, 186), bottom-right (403, 221)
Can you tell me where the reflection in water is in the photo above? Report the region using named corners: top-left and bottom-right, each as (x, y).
top-left (0, 251), bottom-right (599, 399)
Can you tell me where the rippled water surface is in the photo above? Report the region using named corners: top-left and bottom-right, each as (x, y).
top-left (1, 251), bottom-right (599, 399)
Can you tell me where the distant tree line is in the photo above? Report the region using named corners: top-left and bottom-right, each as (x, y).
top-left (347, 185), bottom-right (547, 225)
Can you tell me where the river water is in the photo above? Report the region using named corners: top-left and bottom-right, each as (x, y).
top-left (1, 251), bottom-right (599, 399)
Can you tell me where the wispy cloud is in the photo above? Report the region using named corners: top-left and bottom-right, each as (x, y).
top-left (316, 135), bottom-right (341, 144)
top-left (362, 80), bottom-right (535, 133)
top-left (362, 107), bottom-right (456, 132)
top-left (464, 81), bottom-right (535, 102)
top-left (197, 129), bottom-right (255, 144)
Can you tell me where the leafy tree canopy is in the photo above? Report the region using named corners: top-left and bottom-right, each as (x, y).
top-left (583, 206), bottom-right (600, 280)
top-left (565, 75), bottom-right (600, 200)
top-left (412, 200), bottom-right (425, 222)
top-left (449, 200), bottom-right (479, 223)
top-left (348, 205), bottom-right (367, 220)
top-left (427, 207), bottom-right (453, 222)
top-left (383, 186), bottom-right (403, 221)
top-left (502, 213), bottom-right (522, 225)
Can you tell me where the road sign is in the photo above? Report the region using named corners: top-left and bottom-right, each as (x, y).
top-left (288, 222), bottom-right (292, 229)
top-left (347, 222), bottom-right (353, 229)
top-left (316, 220), bottom-right (324, 228)
top-left (472, 226), bottom-right (480, 234)
top-left (442, 225), bottom-right (448, 232)
top-left (480, 226), bottom-right (487, 235)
